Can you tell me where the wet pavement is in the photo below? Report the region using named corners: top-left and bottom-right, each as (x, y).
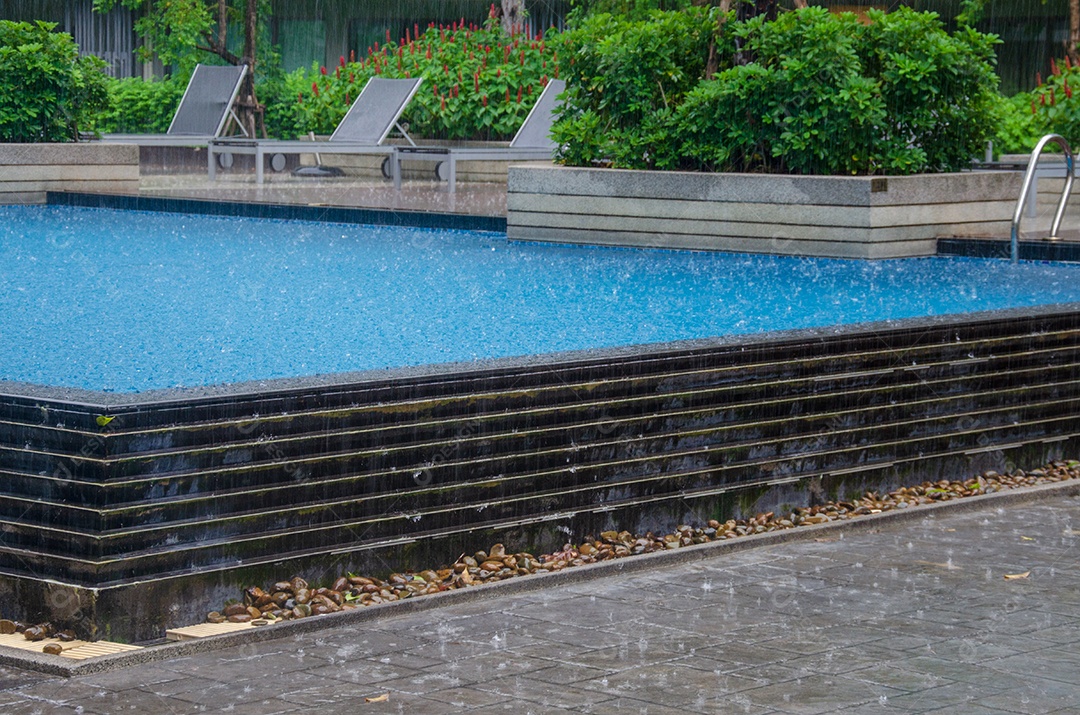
top-left (1, 491), bottom-right (1077, 714)
top-left (139, 171), bottom-right (510, 217)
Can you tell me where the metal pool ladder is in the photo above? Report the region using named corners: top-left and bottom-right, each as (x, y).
top-left (1010, 133), bottom-right (1076, 263)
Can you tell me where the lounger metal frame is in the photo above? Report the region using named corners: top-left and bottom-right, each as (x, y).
top-left (208, 77), bottom-right (424, 184)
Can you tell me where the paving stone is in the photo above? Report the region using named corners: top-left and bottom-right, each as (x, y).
top-left (844, 662), bottom-right (953, 693)
top-left (297, 660), bottom-right (425, 687)
top-left (733, 673), bottom-right (904, 714)
top-left (576, 660), bottom-right (762, 706)
top-left (881, 680), bottom-right (1011, 711)
top-left (974, 675), bottom-right (1080, 714)
top-left (574, 695), bottom-right (719, 714)
top-left (473, 675), bottom-right (617, 710)
top-left (985, 647), bottom-right (1080, 686)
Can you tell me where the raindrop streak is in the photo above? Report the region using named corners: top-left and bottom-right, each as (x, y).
top-left (5, 204), bottom-right (1080, 392)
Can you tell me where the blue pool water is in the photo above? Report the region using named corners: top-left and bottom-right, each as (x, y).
top-left (4, 205), bottom-right (1080, 393)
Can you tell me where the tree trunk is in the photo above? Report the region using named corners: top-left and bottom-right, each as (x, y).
top-left (1071, 0), bottom-right (1080, 67)
top-left (235, 0), bottom-right (264, 137)
top-left (501, 0), bottom-right (525, 36)
top-left (793, 0), bottom-right (808, 8)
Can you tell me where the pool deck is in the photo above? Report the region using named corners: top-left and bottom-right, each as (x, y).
top-left (138, 172), bottom-right (510, 217)
top-left (1, 485), bottom-right (1078, 713)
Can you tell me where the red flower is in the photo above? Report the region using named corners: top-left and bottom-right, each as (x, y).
top-left (1052, 57), bottom-right (1060, 76)
top-left (339, 55), bottom-right (346, 67)
top-left (320, 66), bottom-right (327, 75)
top-left (440, 97), bottom-right (446, 111)
top-left (350, 50), bottom-right (355, 62)
top-left (517, 87), bottom-right (522, 102)
top-left (312, 82), bottom-right (319, 97)
top-left (482, 95), bottom-right (488, 107)
top-left (505, 87), bottom-right (510, 102)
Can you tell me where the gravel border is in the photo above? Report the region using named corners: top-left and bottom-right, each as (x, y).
top-left (4, 476), bottom-right (1078, 677)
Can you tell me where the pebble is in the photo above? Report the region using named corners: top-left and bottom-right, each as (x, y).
top-left (204, 460), bottom-right (1080, 626)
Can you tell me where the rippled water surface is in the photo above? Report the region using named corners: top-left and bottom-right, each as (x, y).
top-left (3, 205), bottom-right (1080, 392)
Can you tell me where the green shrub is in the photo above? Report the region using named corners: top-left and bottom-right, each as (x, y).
top-left (275, 14), bottom-right (563, 141)
top-left (96, 74), bottom-right (188, 134)
top-left (0, 20), bottom-right (109, 142)
top-left (679, 9), bottom-right (885, 175)
top-left (552, 8), bottom-right (720, 169)
top-left (992, 91), bottom-right (1044, 155)
top-left (555, 6), bottom-right (1002, 175)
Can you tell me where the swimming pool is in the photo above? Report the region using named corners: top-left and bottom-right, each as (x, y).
top-left (5, 204), bottom-right (1080, 393)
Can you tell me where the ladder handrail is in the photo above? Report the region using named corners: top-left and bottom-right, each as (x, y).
top-left (1010, 134), bottom-right (1076, 263)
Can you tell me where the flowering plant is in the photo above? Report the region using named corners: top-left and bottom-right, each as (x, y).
top-left (277, 7), bottom-right (565, 141)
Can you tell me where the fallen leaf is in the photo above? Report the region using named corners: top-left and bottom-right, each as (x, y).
top-left (365, 693), bottom-right (390, 703)
top-left (1003, 571), bottom-right (1031, 580)
top-left (814, 538), bottom-right (836, 543)
top-left (1021, 536), bottom-right (1034, 541)
top-left (944, 528), bottom-right (957, 532)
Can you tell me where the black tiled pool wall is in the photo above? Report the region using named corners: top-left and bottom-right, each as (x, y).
top-left (3, 306), bottom-right (1080, 640)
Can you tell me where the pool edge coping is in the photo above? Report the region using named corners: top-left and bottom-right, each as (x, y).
top-left (4, 301), bottom-right (1080, 409)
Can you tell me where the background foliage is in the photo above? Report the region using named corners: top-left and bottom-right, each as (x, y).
top-left (95, 74), bottom-right (187, 134)
top-left (0, 20), bottom-right (110, 142)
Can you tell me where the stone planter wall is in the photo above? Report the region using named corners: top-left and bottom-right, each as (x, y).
top-left (0, 143), bottom-right (139, 204)
top-left (311, 139), bottom-right (543, 183)
top-left (508, 166), bottom-right (1023, 259)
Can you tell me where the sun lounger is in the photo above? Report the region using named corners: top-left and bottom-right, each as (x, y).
top-left (101, 64), bottom-right (248, 146)
top-left (208, 77), bottom-right (423, 184)
top-left (390, 79), bottom-right (565, 194)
